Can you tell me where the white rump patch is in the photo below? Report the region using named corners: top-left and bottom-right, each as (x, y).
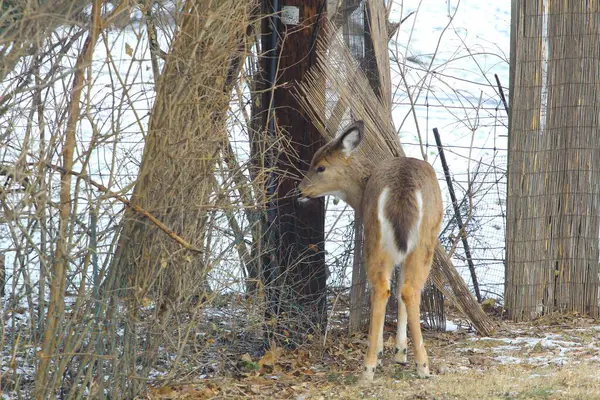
top-left (377, 188), bottom-right (423, 264)
top-left (377, 188), bottom-right (401, 260)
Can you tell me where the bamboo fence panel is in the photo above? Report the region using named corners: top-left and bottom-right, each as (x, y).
top-left (506, 0), bottom-right (600, 320)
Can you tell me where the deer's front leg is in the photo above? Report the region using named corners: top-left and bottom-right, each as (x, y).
top-left (402, 248), bottom-right (431, 378)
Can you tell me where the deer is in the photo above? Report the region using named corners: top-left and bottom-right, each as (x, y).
top-left (298, 120), bottom-right (443, 382)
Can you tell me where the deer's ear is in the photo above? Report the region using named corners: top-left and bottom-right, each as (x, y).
top-left (338, 121), bottom-right (364, 157)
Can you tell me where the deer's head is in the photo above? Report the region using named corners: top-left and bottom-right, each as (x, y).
top-left (298, 121), bottom-right (364, 204)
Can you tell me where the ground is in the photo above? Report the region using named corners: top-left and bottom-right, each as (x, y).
top-left (145, 314), bottom-right (600, 399)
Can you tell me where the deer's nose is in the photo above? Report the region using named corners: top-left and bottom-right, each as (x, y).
top-left (297, 187), bottom-right (312, 203)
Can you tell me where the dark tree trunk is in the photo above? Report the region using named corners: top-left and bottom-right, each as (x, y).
top-left (259, 0), bottom-right (328, 343)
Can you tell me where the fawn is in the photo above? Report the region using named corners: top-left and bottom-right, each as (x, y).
top-left (298, 120), bottom-right (443, 382)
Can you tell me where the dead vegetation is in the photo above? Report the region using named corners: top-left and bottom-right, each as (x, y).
top-left (143, 316), bottom-right (600, 399)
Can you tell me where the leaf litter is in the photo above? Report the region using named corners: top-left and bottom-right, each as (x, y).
top-left (144, 315), bottom-right (600, 399)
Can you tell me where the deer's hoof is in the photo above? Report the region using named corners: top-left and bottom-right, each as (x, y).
top-left (416, 363), bottom-right (430, 378)
top-left (360, 366), bottom-right (375, 385)
top-left (393, 347), bottom-right (408, 364)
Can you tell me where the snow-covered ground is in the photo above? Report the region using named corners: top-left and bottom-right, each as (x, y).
top-left (469, 329), bottom-right (600, 367)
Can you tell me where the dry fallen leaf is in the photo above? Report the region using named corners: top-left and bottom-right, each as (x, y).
top-left (148, 385), bottom-right (177, 398)
top-left (385, 336), bottom-right (395, 348)
top-left (249, 384), bottom-right (261, 394)
top-left (259, 350), bottom-right (276, 368)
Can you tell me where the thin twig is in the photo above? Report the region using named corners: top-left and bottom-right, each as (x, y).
top-left (35, 1), bottom-right (106, 396)
top-left (144, 0), bottom-right (162, 82)
top-left (45, 163), bottom-right (203, 254)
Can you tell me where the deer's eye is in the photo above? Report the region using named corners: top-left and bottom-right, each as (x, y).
top-left (316, 165), bottom-right (326, 173)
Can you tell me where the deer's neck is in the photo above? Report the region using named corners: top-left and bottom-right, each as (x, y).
top-left (342, 159), bottom-right (372, 211)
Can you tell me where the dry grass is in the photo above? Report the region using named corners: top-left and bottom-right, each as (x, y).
top-left (145, 318), bottom-right (600, 399)
top-left (318, 361), bottom-right (600, 400)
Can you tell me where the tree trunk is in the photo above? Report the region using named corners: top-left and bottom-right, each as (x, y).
top-left (111, 0), bottom-right (256, 382)
top-left (259, 0), bottom-right (328, 343)
top-left (349, 213), bottom-right (366, 332)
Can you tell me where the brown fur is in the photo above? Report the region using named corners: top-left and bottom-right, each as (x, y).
top-left (298, 121), bottom-right (443, 382)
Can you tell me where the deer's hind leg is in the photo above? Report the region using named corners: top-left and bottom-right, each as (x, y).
top-left (394, 265), bottom-right (408, 364)
top-left (402, 244), bottom-right (434, 378)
